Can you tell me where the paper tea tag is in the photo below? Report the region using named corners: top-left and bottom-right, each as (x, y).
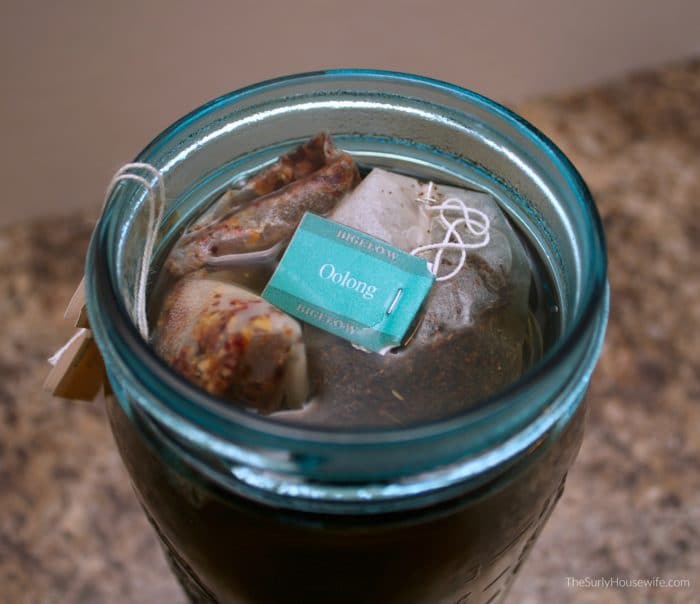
top-left (262, 213), bottom-right (435, 353)
top-left (44, 328), bottom-right (106, 401)
top-left (64, 276), bottom-right (90, 328)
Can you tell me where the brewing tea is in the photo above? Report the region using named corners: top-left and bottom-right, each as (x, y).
top-left (151, 134), bottom-right (556, 428)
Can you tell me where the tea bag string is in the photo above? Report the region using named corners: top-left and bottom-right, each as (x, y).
top-left (48, 328), bottom-right (91, 366)
top-left (104, 163), bottom-right (165, 340)
top-left (411, 182), bottom-right (491, 281)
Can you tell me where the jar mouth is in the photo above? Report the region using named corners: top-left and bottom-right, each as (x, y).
top-left (87, 69), bottom-right (608, 476)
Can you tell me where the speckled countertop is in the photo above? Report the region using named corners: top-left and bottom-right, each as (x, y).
top-left (1, 60), bottom-right (699, 604)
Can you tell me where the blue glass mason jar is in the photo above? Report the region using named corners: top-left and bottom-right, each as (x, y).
top-left (85, 71), bottom-right (608, 604)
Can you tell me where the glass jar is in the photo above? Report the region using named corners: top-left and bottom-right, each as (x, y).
top-left (85, 70), bottom-right (608, 604)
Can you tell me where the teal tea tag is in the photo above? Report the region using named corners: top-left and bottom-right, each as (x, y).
top-left (262, 213), bottom-right (435, 354)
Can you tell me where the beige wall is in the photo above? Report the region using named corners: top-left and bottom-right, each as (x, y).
top-left (1, 0), bottom-right (699, 226)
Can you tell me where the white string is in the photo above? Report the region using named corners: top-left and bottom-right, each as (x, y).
top-left (103, 163), bottom-right (165, 340)
top-left (48, 328), bottom-right (90, 366)
top-left (411, 182), bottom-right (491, 281)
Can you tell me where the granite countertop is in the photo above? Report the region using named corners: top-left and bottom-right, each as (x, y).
top-left (1, 60), bottom-right (698, 604)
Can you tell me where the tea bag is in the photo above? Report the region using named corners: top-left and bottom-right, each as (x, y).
top-left (410, 181), bottom-right (531, 339)
top-left (166, 133), bottom-right (360, 276)
top-left (329, 168), bottom-right (432, 250)
top-left (329, 169), bottom-right (529, 330)
top-left (153, 270), bottom-right (308, 413)
top-left (280, 170), bottom-right (532, 427)
top-left (189, 132), bottom-right (341, 229)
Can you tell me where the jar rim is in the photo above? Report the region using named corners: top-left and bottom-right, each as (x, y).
top-left (87, 69), bottom-right (608, 476)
